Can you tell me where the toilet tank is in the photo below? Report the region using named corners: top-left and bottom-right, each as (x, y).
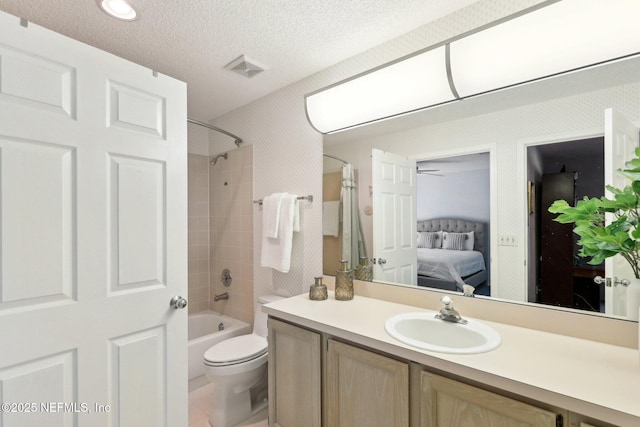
top-left (253, 295), bottom-right (283, 337)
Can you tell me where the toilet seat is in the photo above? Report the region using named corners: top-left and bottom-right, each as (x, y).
top-left (204, 334), bottom-right (267, 367)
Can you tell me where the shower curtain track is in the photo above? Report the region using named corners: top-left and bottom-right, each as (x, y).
top-left (323, 153), bottom-right (348, 164)
top-left (187, 117), bottom-right (243, 147)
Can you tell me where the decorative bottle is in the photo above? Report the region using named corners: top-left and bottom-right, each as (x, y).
top-left (335, 260), bottom-right (354, 301)
top-left (309, 276), bottom-right (328, 301)
top-left (355, 256), bottom-right (373, 282)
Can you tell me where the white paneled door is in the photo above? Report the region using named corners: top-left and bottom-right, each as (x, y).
top-left (0, 12), bottom-right (188, 427)
top-left (372, 149), bottom-right (417, 285)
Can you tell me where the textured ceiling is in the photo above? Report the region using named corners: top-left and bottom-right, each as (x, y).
top-left (0, 0), bottom-right (478, 122)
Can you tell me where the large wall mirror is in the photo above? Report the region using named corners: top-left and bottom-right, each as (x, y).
top-left (322, 54), bottom-right (640, 323)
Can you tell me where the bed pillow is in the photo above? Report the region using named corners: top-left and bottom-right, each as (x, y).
top-left (464, 231), bottom-right (475, 250)
top-left (442, 231), bottom-right (474, 251)
top-left (442, 232), bottom-right (466, 250)
top-left (417, 232), bottom-right (439, 248)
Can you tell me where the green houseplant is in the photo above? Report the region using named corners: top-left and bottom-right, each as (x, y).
top-left (548, 147), bottom-right (640, 279)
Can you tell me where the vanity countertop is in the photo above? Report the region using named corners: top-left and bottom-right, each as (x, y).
top-left (263, 292), bottom-right (640, 426)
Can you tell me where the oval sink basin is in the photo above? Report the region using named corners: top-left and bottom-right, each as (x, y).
top-left (385, 312), bottom-right (501, 354)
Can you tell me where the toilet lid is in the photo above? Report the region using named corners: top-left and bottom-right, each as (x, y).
top-left (204, 334), bottom-right (267, 366)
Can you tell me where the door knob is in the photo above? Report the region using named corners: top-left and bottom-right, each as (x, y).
top-left (377, 258), bottom-right (387, 265)
top-left (593, 276), bottom-right (629, 287)
top-left (170, 296), bottom-right (188, 309)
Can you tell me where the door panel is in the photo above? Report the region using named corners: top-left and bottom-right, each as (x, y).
top-left (0, 138), bottom-right (75, 305)
top-left (109, 155), bottom-right (166, 291)
top-left (0, 12), bottom-right (187, 427)
top-left (372, 149), bottom-right (417, 285)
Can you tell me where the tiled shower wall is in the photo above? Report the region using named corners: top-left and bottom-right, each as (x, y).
top-left (187, 153), bottom-right (211, 313)
top-left (209, 145), bottom-right (254, 325)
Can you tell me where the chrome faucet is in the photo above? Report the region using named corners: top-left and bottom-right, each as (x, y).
top-left (435, 296), bottom-right (467, 324)
top-left (214, 292), bottom-right (229, 302)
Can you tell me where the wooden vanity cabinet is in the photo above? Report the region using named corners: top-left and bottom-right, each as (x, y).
top-left (268, 318), bottom-right (409, 427)
top-left (268, 317), bottom-right (616, 427)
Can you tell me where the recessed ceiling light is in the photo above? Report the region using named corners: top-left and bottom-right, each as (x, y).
top-left (99, 0), bottom-right (138, 21)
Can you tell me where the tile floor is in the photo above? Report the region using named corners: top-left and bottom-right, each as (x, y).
top-left (189, 383), bottom-right (268, 427)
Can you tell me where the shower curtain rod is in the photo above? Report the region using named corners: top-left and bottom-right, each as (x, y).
top-left (323, 153), bottom-right (348, 164)
top-left (187, 117), bottom-right (243, 147)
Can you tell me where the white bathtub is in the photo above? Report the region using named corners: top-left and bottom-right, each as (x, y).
top-left (188, 311), bottom-right (251, 390)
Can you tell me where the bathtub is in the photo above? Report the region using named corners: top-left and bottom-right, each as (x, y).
top-left (188, 311), bottom-right (251, 390)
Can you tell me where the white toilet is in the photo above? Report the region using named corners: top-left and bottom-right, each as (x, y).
top-left (203, 294), bottom-right (282, 427)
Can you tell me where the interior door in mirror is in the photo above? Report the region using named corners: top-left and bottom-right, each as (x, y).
top-left (372, 149), bottom-right (417, 285)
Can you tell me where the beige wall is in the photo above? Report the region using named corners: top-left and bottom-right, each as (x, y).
top-left (188, 153), bottom-right (211, 313)
top-left (209, 145), bottom-right (254, 325)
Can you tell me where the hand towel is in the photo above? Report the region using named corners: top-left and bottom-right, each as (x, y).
top-left (323, 201), bottom-right (340, 237)
top-left (293, 199), bottom-right (301, 232)
top-left (262, 193), bottom-right (285, 238)
top-left (261, 193), bottom-right (298, 273)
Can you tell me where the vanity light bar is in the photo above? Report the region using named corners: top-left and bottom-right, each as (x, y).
top-left (449, 0), bottom-right (640, 98)
top-left (305, 46), bottom-right (456, 134)
top-left (305, 0), bottom-right (640, 134)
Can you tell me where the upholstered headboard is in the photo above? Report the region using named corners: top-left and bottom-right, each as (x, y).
top-left (417, 218), bottom-right (487, 261)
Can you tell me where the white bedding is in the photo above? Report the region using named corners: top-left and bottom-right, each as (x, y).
top-left (417, 248), bottom-right (486, 285)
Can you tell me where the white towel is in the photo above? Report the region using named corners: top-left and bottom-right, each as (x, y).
top-left (293, 200), bottom-right (301, 232)
top-left (323, 201), bottom-right (340, 237)
top-left (261, 194), bottom-right (299, 273)
top-left (262, 193), bottom-right (285, 238)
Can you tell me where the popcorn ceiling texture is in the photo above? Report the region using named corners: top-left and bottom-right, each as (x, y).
top-left (209, 0), bottom-right (550, 305)
top-left (0, 0), bottom-right (481, 121)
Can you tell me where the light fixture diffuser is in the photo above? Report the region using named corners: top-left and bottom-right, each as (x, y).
top-left (99, 0), bottom-right (138, 21)
top-left (306, 46), bottom-right (455, 134)
top-left (449, 0), bottom-right (640, 97)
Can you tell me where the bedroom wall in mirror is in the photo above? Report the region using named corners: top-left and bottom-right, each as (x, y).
top-left (322, 55), bottom-right (640, 321)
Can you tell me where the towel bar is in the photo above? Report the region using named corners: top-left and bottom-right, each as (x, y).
top-left (253, 195), bottom-right (313, 206)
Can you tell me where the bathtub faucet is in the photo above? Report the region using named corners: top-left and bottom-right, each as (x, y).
top-left (214, 292), bottom-right (229, 302)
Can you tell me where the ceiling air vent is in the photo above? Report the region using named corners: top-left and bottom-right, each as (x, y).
top-left (224, 55), bottom-right (268, 78)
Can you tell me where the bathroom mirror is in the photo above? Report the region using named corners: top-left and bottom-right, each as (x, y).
top-left (322, 53), bottom-right (640, 322)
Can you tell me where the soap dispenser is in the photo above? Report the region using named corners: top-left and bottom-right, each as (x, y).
top-left (335, 260), bottom-right (354, 301)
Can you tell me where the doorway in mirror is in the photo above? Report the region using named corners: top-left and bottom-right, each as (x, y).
top-left (415, 152), bottom-right (491, 295)
top-left (527, 137), bottom-right (604, 312)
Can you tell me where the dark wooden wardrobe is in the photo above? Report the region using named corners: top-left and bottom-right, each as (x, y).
top-left (539, 172), bottom-right (576, 307)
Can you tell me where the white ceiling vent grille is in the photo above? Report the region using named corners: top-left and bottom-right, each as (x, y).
top-left (224, 55), bottom-right (268, 78)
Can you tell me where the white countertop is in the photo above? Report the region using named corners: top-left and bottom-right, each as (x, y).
top-left (263, 292), bottom-right (640, 426)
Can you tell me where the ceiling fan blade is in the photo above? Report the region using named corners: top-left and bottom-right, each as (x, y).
top-left (417, 170), bottom-right (443, 176)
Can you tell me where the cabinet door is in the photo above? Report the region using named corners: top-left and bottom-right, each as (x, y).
top-left (568, 412), bottom-right (618, 427)
top-left (268, 318), bottom-right (321, 427)
top-left (327, 339), bottom-right (409, 427)
top-left (421, 372), bottom-right (558, 427)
